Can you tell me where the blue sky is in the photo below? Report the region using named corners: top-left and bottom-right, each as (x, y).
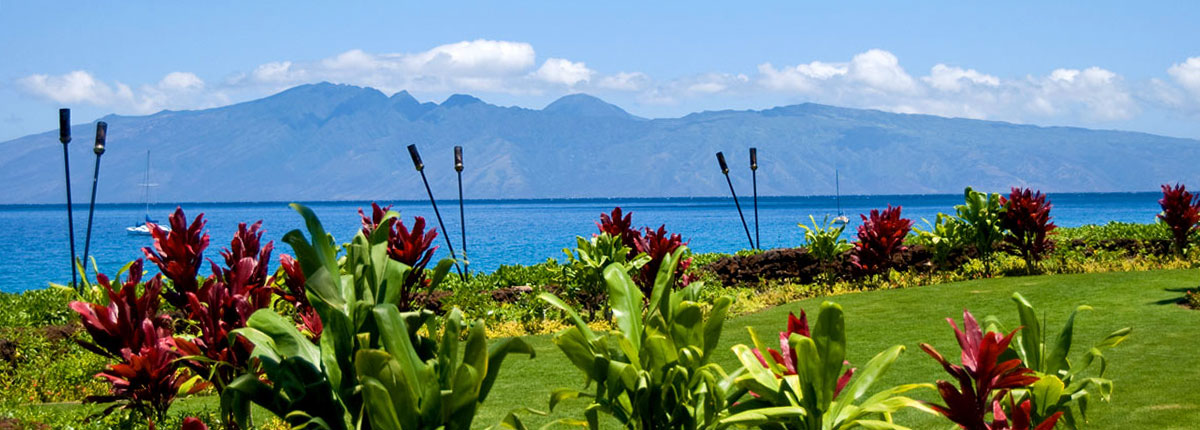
top-left (3, 1), bottom-right (1200, 141)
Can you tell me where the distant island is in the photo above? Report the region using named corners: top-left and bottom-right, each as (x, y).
top-left (2, 82), bottom-right (1199, 204)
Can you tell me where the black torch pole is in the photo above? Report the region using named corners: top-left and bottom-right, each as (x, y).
top-left (716, 152), bottom-right (755, 250)
top-left (59, 109), bottom-right (79, 289)
top-left (407, 144), bottom-right (464, 280)
top-left (750, 147), bottom-right (759, 250)
top-left (454, 146), bottom-right (468, 278)
top-left (82, 122), bottom-right (107, 279)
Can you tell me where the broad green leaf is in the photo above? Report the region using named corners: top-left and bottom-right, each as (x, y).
top-left (813, 301), bottom-right (847, 409)
top-left (604, 263), bottom-right (644, 351)
top-left (538, 293), bottom-right (596, 340)
top-left (480, 337), bottom-right (536, 401)
top-left (1031, 375), bottom-right (1066, 417)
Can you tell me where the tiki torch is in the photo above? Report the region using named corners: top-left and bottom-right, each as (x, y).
top-left (407, 144), bottom-right (464, 279)
top-left (454, 145), bottom-right (469, 277)
top-left (750, 147), bottom-right (759, 250)
top-left (59, 109), bottom-right (79, 289)
top-left (716, 152), bottom-right (754, 249)
top-left (82, 122), bottom-right (107, 278)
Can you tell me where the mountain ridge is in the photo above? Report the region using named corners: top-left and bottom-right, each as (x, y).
top-left (2, 82), bottom-right (1198, 204)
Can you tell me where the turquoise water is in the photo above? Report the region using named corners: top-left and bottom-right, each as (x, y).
top-left (0, 192), bottom-right (1162, 293)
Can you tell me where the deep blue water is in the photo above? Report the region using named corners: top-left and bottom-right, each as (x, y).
top-left (0, 192), bottom-right (1163, 293)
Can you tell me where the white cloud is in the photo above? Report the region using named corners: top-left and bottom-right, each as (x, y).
top-left (18, 70), bottom-right (117, 105)
top-left (758, 61), bottom-right (847, 92)
top-left (18, 70), bottom-right (219, 114)
top-left (534, 58), bottom-right (594, 86)
top-left (848, 49), bottom-right (918, 94)
top-left (924, 64), bottom-right (999, 92)
top-left (597, 72), bottom-right (649, 91)
top-left (1168, 57), bottom-right (1200, 96)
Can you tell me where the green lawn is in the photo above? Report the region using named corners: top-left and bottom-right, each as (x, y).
top-left (478, 269), bottom-right (1200, 429)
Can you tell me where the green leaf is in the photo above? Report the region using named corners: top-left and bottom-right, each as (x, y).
top-left (1031, 374), bottom-right (1066, 417)
top-left (1011, 292), bottom-right (1043, 370)
top-left (604, 263), bottom-right (644, 351)
top-left (537, 293), bottom-right (596, 340)
top-left (843, 345), bottom-right (905, 402)
top-left (702, 297), bottom-right (732, 360)
top-left (812, 301), bottom-right (847, 409)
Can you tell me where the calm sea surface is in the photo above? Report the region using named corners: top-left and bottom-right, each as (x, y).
top-left (0, 192), bottom-right (1163, 293)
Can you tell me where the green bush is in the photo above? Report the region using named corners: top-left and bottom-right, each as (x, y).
top-left (1055, 221), bottom-right (1170, 243)
top-left (798, 215), bottom-right (852, 262)
top-left (0, 288), bottom-right (76, 328)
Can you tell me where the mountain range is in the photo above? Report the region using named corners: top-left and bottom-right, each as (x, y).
top-left (2, 82), bottom-right (1199, 204)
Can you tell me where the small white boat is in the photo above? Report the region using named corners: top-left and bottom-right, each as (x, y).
top-left (832, 169), bottom-right (849, 226)
top-left (127, 151), bottom-right (169, 236)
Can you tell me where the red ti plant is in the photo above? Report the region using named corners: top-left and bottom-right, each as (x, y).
top-left (359, 202), bottom-right (393, 237)
top-left (143, 207), bottom-right (210, 309)
top-left (1158, 183), bottom-right (1200, 255)
top-left (88, 320), bottom-right (205, 423)
top-left (70, 261), bottom-right (202, 424)
top-left (273, 254), bottom-right (323, 340)
top-left (1000, 188), bottom-right (1056, 272)
top-left (387, 214), bottom-right (443, 311)
top-left (70, 259), bottom-right (170, 358)
top-left (920, 309), bottom-right (1059, 430)
top-left (598, 207), bottom-right (642, 257)
top-left (173, 222), bottom-right (274, 392)
top-left (751, 311), bottom-right (855, 398)
top-left (849, 205), bottom-right (913, 275)
top-left (632, 225), bottom-right (692, 293)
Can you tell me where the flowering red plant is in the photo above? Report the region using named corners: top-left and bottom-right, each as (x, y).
top-left (218, 221), bottom-right (274, 289)
top-left (1000, 188), bottom-right (1056, 271)
top-left (598, 207), bottom-right (642, 255)
top-left (632, 225), bottom-right (692, 292)
top-left (143, 207), bottom-right (210, 308)
top-left (1158, 183), bottom-right (1200, 254)
top-left (849, 205), bottom-right (913, 275)
top-left (87, 320), bottom-right (205, 423)
top-left (751, 311), bottom-right (855, 398)
top-left (70, 260), bottom-right (171, 358)
top-left (180, 417), bottom-right (209, 430)
top-left (274, 254), bottom-right (323, 340)
top-left (920, 309), bottom-right (1051, 430)
top-left (386, 216), bottom-right (443, 311)
top-left (174, 223), bottom-right (275, 391)
top-left (359, 202), bottom-right (393, 236)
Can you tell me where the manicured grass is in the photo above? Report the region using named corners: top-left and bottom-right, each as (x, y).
top-left (478, 269), bottom-right (1200, 429)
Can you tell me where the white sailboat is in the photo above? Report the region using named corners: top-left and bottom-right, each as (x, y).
top-left (127, 151), bottom-right (168, 235)
top-left (832, 169), bottom-right (849, 225)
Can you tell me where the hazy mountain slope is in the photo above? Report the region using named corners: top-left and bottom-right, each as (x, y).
top-left (2, 82), bottom-right (1197, 204)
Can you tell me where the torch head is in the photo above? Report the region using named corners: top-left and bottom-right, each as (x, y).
top-left (59, 109), bottom-right (71, 144)
top-left (407, 144), bottom-right (424, 171)
top-left (454, 146), bottom-right (463, 172)
top-left (750, 147), bottom-right (757, 171)
top-left (94, 122), bottom-right (107, 155)
top-left (716, 152), bottom-right (729, 174)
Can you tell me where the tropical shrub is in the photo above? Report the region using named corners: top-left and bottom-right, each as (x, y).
top-left (1157, 183), bottom-right (1200, 254)
top-left (957, 187), bottom-right (1006, 273)
top-left (996, 293), bottom-right (1131, 428)
top-left (913, 213), bottom-right (969, 268)
top-left (920, 309), bottom-right (1060, 430)
top-left (143, 208), bottom-right (209, 309)
top-left (722, 303), bottom-right (931, 429)
top-left (633, 225), bottom-right (694, 292)
top-left (363, 203), bottom-right (447, 311)
top-left (1000, 188), bottom-right (1056, 272)
top-left (227, 203), bottom-right (532, 429)
top-left (849, 206), bottom-right (913, 275)
top-left (272, 254), bottom-right (323, 340)
top-left (561, 233), bottom-right (648, 319)
top-left (69, 260), bottom-right (203, 424)
top-left (150, 214), bottom-right (275, 401)
top-left (599, 207), bottom-right (642, 258)
top-left (798, 215), bottom-right (851, 263)
top-left (539, 248), bottom-right (736, 429)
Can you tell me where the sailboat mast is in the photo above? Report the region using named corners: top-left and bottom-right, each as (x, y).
top-left (835, 169), bottom-right (842, 215)
top-left (143, 150), bottom-right (151, 217)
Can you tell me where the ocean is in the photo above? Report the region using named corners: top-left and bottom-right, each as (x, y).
top-left (0, 192), bottom-right (1164, 293)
